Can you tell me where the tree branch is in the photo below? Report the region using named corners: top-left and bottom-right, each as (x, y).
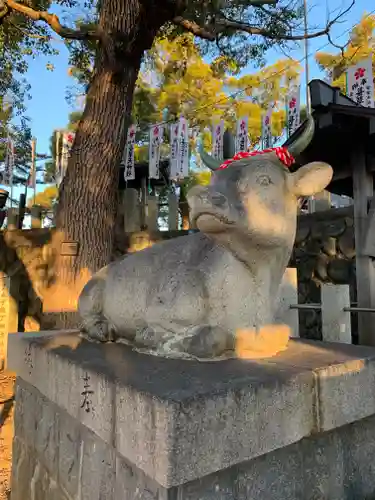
top-left (246, 0), bottom-right (278, 4)
top-left (173, 16), bottom-right (215, 40)
top-left (215, 18), bottom-right (328, 40)
top-left (5, 0), bottom-right (100, 40)
top-left (182, 0), bottom-right (355, 43)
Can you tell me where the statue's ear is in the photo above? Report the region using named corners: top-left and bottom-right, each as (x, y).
top-left (290, 162), bottom-right (333, 197)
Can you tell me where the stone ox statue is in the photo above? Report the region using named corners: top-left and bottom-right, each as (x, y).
top-left (78, 116), bottom-right (333, 359)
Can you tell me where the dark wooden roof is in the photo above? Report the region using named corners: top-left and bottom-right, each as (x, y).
top-left (118, 160), bottom-right (170, 191)
top-left (283, 79), bottom-right (375, 197)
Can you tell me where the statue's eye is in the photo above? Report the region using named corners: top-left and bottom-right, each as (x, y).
top-left (257, 175), bottom-right (272, 186)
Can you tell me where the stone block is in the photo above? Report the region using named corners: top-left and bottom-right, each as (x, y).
top-left (10, 437), bottom-right (35, 500)
top-left (34, 386), bottom-right (60, 476)
top-left (32, 462), bottom-right (51, 500)
top-left (115, 455), bottom-right (166, 500)
top-left (58, 408), bottom-right (82, 498)
top-left (316, 355), bottom-right (375, 431)
top-left (146, 195), bottom-right (158, 232)
top-left (11, 436), bottom-right (71, 500)
top-left (81, 427), bottom-right (115, 500)
top-left (175, 412), bottom-right (375, 500)
top-left (301, 431), bottom-right (344, 499)
top-left (8, 332), bottom-right (375, 489)
top-left (14, 379), bottom-right (60, 476)
top-left (342, 414), bottom-right (375, 497)
top-left (176, 473), bottom-right (236, 500)
top-left (321, 284), bottom-right (351, 344)
top-left (237, 441), bottom-right (304, 499)
top-left (124, 189), bottom-right (141, 232)
top-left (261, 339), bottom-right (375, 431)
top-left (168, 193), bottom-right (178, 230)
top-left (164, 370), bottom-right (313, 486)
top-left (13, 381), bottom-right (39, 448)
top-left (8, 330), bottom-right (114, 444)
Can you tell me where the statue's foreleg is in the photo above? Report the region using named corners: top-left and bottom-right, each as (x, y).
top-left (78, 273), bottom-right (116, 342)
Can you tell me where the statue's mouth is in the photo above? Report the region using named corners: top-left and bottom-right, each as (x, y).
top-left (195, 212), bottom-right (235, 227)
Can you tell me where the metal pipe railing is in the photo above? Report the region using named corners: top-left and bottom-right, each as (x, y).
top-left (290, 304), bottom-right (375, 313)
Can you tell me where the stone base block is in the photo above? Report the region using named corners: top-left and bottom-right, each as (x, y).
top-left (8, 331), bottom-right (375, 499)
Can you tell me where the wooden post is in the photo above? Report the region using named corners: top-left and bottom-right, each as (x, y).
top-left (0, 272), bottom-right (18, 371)
top-left (124, 188), bottom-right (141, 233)
top-left (321, 284), bottom-right (351, 344)
top-left (352, 149), bottom-right (375, 345)
top-left (7, 208), bottom-right (18, 230)
top-left (31, 206), bottom-right (42, 228)
top-left (168, 192), bottom-right (178, 231)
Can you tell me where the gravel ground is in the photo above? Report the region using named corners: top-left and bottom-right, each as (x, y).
top-left (0, 373), bottom-right (15, 500)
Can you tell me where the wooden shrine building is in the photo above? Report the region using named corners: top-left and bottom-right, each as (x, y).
top-left (284, 79), bottom-right (375, 347)
top-left (118, 160), bottom-right (171, 192)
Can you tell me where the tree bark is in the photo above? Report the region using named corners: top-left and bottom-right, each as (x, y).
top-left (46, 0), bottom-right (177, 321)
top-left (179, 189), bottom-right (190, 230)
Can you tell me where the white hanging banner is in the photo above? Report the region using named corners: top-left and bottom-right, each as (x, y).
top-left (261, 108), bottom-right (273, 149)
top-left (55, 130), bottom-right (61, 184)
top-left (149, 124), bottom-right (163, 179)
top-left (123, 124), bottom-right (137, 180)
top-left (169, 122), bottom-right (179, 178)
top-left (176, 117), bottom-right (189, 179)
top-left (59, 131), bottom-right (75, 186)
top-left (236, 116), bottom-right (248, 153)
top-left (212, 120), bottom-right (224, 160)
top-left (286, 86), bottom-right (301, 137)
top-left (346, 57), bottom-right (374, 108)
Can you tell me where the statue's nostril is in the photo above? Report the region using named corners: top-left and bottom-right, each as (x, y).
top-left (210, 193), bottom-right (227, 206)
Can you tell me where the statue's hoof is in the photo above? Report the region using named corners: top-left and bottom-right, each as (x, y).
top-left (169, 325), bottom-right (231, 358)
top-left (235, 324), bottom-right (290, 360)
top-left (134, 326), bottom-right (165, 349)
top-left (84, 321), bottom-right (113, 343)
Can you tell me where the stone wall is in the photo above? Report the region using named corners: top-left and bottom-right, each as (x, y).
top-left (291, 206), bottom-right (356, 341)
top-left (0, 206), bottom-right (356, 341)
top-left (8, 331), bottom-right (375, 500)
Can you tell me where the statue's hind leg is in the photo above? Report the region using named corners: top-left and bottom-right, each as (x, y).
top-left (135, 321), bottom-right (233, 358)
top-left (78, 272), bottom-right (115, 342)
top-left (163, 324), bottom-right (233, 358)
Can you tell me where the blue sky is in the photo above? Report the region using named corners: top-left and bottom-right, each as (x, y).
top-left (3, 0), bottom-right (373, 201)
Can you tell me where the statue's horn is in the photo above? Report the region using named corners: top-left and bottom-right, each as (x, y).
top-left (223, 129), bottom-right (236, 160)
top-left (285, 114), bottom-right (315, 157)
top-left (198, 135), bottom-right (222, 171)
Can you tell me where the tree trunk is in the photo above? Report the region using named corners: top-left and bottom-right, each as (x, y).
top-left (45, 0), bottom-right (178, 322)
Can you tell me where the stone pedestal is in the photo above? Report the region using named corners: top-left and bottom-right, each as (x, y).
top-left (7, 331), bottom-right (375, 499)
top-left (30, 206), bottom-right (42, 228)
